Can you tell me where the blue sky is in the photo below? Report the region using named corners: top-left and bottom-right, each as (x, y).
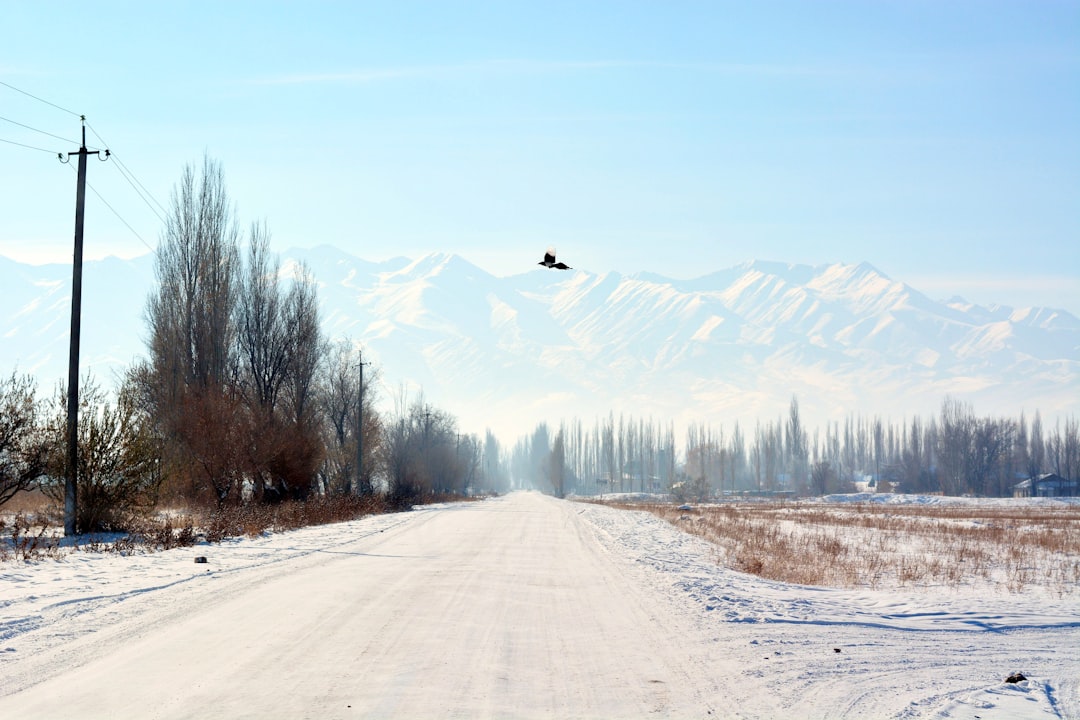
top-left (2, 1), bottom-right (1078, 312)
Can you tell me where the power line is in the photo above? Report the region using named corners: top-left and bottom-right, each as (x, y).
top-left (111, 150), bottom-right (168, 217)
top-left (86, 121), bottom-right (168, 221)
top-left (8, 109), bottom-right (162, 255)
top-left (66, 161), bottom-right (158, 256)
top-left (1, 81), bottom-right (167, 231)
top-left (0, 79), bottom-right (83, 117)
top-left (0, 135), bottom-right (60, 154)
top-left (109, 159), bottom-right (167, 226)
top-left (0, 113), bottom-right (99, 148)
top-left (87, 179), bottom-right (158, 256)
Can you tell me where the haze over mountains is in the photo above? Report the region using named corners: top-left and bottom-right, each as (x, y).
top-left (2, 247), bottom-right (1077, 441)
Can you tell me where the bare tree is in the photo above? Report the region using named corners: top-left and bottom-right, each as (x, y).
top-left (900, 416), bottom-right (926, 492)
top-left (143, 156), bottom-right (242, 504)
top-left (319, 339), bottom-right (381, 495)
top-left (0, 373), bottom-right (48, 506)
top-left (810, 458), bottom-right (831, 496)
top-left (139, 157), bottom-right (340, 505)
top-left (1029, 411), bottom-right (1045, 477)
top-left (548, 429), bottom-right (567, 498)
top-left (236, 224), bottom-right (288, 412)
top-left (382, 415), bottom-right (417, 503)
top-left (482, 430), bottom-right (508, 494)
top-left (282, 261), bottom-right (323, 428)
top-left (937, 397), bottom-right (975, 495)
top-left (382, 391), bottom-right (462, 502)
top-left (176, 383), bottom-right (246, 504)
top-left (148, 155), bottom-right (240, 395)
top-left (1050, 416), bottom-right (1080, 481)
top-left (528, 423), bottom-right (551, 490)
top-left (787, 397), bottom-right (808, 491)
top-left (764, 419), bottom-right (781, 491)
top-left (254, 260), bottom-right (326, 501)
top-left (750, 421), bottom-right (764, 492)
top-left (971, 417), bottom-right (1012, 496)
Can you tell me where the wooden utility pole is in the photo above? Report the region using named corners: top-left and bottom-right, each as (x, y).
top-left (355, 351), bottom-right (366, 494)
top-left (64, 117), bottom-right (105, 536)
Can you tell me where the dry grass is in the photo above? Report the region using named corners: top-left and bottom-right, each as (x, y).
top-left (0, 493), bottom-right (435, 562)
top-left (0, 488), bottom-right (52, 514)
top-left (0, 490), bottom-right (63, 561)
top-left (0, 511), bottom-right (65, 561)
top-left (615, 500), bottom-right (1080, 594)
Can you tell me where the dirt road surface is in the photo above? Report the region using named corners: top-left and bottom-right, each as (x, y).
top-left (2, 492), bottom-right (722, 719)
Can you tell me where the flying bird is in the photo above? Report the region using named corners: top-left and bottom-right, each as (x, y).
top-left (538, 247), bottom-right (572, 270)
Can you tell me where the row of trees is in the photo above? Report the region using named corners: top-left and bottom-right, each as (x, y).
top-left (510, 417), bottom-right (677, 498)
top-left (129, 157), bottom-right (513, 513)
top-left (513, 398), bottom-right (1080, 499)
top-left (1, 157), bottom-right (509, 531)
top-left (380, 395), bottom-right (511, 500)
top-left (128, 157), bottom-right (331, 505)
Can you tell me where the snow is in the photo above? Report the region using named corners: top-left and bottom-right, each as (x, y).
top-left (2, 491), bottom-right (1078, 718)
top-left (6, 251), bottom-right (1078, 444)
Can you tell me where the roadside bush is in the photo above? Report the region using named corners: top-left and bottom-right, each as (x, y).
top-left (0, 372), bottom-right (49, 507)
top-left (125, 514), bottom-right (197, 551)
top-left (40, 378), bottom-right (163, 533)
top-left (200, 493), bottom-right (391, 540)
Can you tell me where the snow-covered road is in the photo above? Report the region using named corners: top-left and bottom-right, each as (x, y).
top-left (2, 491), bottom-right (1078, 719)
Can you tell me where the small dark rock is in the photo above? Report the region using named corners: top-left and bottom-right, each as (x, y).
top-left (833, 648), bottom-right (842, 653)
top-left (194, 556), bottom-right (208, 563)
top-left (1005, 672), bottom-right (1026, 684)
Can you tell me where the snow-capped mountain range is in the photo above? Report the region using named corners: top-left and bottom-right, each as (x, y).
top-left (2, 247), bottom-right (1077, 440)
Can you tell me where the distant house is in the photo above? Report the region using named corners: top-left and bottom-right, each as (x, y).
top-left (1013, 473), bottom-right (1079, 498)
top-left (852, 473), bottom-right (901, 494)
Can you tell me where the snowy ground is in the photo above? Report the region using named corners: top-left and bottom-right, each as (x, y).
top-left (1, 491), bottom-right (1077, 719)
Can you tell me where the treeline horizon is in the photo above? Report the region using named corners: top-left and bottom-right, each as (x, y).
top-left (510, 397), bottom-right (1079, 500)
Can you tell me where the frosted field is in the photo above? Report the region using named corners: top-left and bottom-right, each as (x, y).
top-left (2, 491), bottom-right (1078, 719)
top-left (632, 492), bottom-right (1080, 594)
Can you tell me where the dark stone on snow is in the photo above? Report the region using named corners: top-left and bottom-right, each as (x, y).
top-left (194, 556), bottom-right (208, 563)
top-left (1005, 672), bottom-right (1026, 684)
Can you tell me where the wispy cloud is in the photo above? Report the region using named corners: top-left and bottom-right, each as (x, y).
top-left (257, 60), bottom-right (623, 86)
top-left (259, 66), bottom-right (445, 85)
top-left (255, 59), bottom-right (846, 86)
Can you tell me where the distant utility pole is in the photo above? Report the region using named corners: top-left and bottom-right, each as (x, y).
top-left (62, 117), bottom-right (106, 536)
top-left (355, 350), bottom-right (369, 494)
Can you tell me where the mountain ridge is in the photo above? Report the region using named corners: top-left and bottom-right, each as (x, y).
top-left (2, 248), bottom-right (1077, 440)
